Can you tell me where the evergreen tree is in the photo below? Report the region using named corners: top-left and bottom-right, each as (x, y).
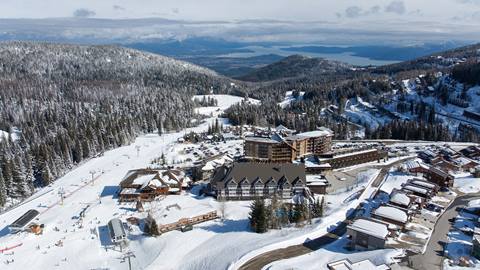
top-left (0, 167), bottom-right (7, 207)
top-left (249, 198), bottom-right (269, 233)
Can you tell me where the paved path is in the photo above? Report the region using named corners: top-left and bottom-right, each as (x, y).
top-left (238, 159), bottom-right (409, 270)
top-left (408, 193), bottom-right (480, 270)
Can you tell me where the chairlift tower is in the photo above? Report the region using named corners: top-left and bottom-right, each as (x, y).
top-left (123, 251), bottom-right (136, 270)
top-left (89, 170), bottom-right (96, 186)
top-left (58, 187), bottom-right (65, 205)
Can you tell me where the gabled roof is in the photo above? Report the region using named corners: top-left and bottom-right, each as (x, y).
top-left (390, 190), bottom-right (411, 207)
top-left (373, 206), bottom-right (408, 224)
top-left (214, 162), bottom-right (305, 188)
top-left (347, 218), bottom-right (388, 239)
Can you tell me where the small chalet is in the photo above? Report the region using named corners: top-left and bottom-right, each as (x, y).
top-left (425, 165), bottom-right (454, 187)
top-left (388, 189), bottom-right (413, 210)
top-left (401, 184), bottom-right (433, 198)
top-left (408, 178), bottom-right (439, 194)
top-left (371, 206), bottom-right (409, 228)
top-left (453, 157), bottom-right (479, 171)
top-left (460, 146), bottom-right (480, 159)
top-left (306, 176), bottom-right (330, 195)
top-left (405, 160), bottom-right (429, 174)
top-left (347, 218), bottom-right (388, 250)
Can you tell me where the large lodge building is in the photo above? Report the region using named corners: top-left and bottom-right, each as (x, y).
top-left (244, 128), bottom-right (333, 163)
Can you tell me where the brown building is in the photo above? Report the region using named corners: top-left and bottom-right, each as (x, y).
top-left (317, 149), bottom-right (387, 169)
top-left (285, 129), bottom-right (333, 157)
top-left (425, 166), bottom-right (454, 187)
top-left (244, 134), bottom-right (295, 163)
top-left (243, 128), bottom-right (333, 163)
top-left (119, 169), bottom-right (184, 202)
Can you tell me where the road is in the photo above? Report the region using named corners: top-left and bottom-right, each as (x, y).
top-left (237, 159), bottom-right (408, 270)
top-left (408, 193), bottom-right (480, 270)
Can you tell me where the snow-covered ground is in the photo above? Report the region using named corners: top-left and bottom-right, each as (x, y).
top-left (264, 236), bottom-right (403, 270)
top-left (380, 170), bottom-right (412, 194)
top-left (229, 169), bottom-right (381, 270)
top-left (193, 94), bottom-right (260, 116)
top-left (0, 129), bottom-right (19, 142)
top-left (454, 175), bottom-right (480, 194)
top-left (344, 97), bottom-right (391, 129)
top-left (278, 91), bottom-right (304, 108)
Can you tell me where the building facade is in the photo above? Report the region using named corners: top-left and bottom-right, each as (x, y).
top-left (243, 128), bottom-right (333, 163)
top-left (211, 162), bottom-right (307, 200)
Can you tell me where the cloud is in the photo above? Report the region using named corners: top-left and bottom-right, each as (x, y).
top-left (385, 1), bottom-right (406, 15)
top-left (172, 8), bottom-right (180, 14)
top-left (73, 8), bottom-right (96, 18)
top-left (345, 6), bottom-right (363, 18)
top-left (113, 5), bottom-right (125, 11)
top-left (456, 0), bottom-right (480, 4)
top-left (343, 5), bottom-right (381, 18)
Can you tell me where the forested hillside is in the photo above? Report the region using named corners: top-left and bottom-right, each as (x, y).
top-left (238, 54), bottom-right (351, 82)
top-left (0, 42), bottom-right (239, 207)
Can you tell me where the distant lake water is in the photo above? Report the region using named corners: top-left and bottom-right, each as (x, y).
top-left (219, 45), bottom-right (400, 66)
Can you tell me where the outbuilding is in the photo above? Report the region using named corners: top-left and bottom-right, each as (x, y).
top-left (347, 218), bottom-right (388, 250)
top-left (9, 209), bottom-right (40, 233)
top-left (108, 218), bottom-right (127, 244)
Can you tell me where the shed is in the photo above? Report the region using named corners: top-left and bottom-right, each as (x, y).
top-left (10, 209), bottom-right (40, 233)
top-left (108, 218), bottom-right (127, 244)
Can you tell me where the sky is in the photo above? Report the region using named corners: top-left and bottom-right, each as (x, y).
top-left (0, 0), bottom-right (478, 45)
top-left (0, 0), bottom-right (478, 24)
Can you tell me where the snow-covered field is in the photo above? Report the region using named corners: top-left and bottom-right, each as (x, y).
top-left (193, 94), bottom-right (260, 116)
top-left (0, 117), bottom-right (226, 269)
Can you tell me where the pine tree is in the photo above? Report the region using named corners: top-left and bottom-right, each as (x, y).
top-left (0, 167), bottom-right (7, 207)
top-left (249, 198), bottom-right (269, 233)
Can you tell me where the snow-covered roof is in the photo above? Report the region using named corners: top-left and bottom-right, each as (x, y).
top-left (402, 184), bottom-right (430, 195)
top-left (347, 219), bottom-right (388, 239)
top-left (141, 179), bottom-right (165, 190)
top-left (390, 191), bottom-right (410, 206)
top-left (149, 198), bottom-right (215, 225)
top-left (455, 157), bottom-right (477, 166)
top-left (409, 179), bottom-right (436, 190)
top-left (294, 129), bottom-right (333, 138)
top-left (405, 160), bottom-right (428, 170)
top-left (132, 173), bottom-right (157, 186)
top-left (373, 206), bottom-right (408, 224)
top-left (468, 199), bottom-right (480, 209)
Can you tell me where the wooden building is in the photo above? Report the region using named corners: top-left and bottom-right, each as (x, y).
top-left (425, 166), bottom-right (454, 187)
top-left (119, 169), bottom-right (185, 202)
